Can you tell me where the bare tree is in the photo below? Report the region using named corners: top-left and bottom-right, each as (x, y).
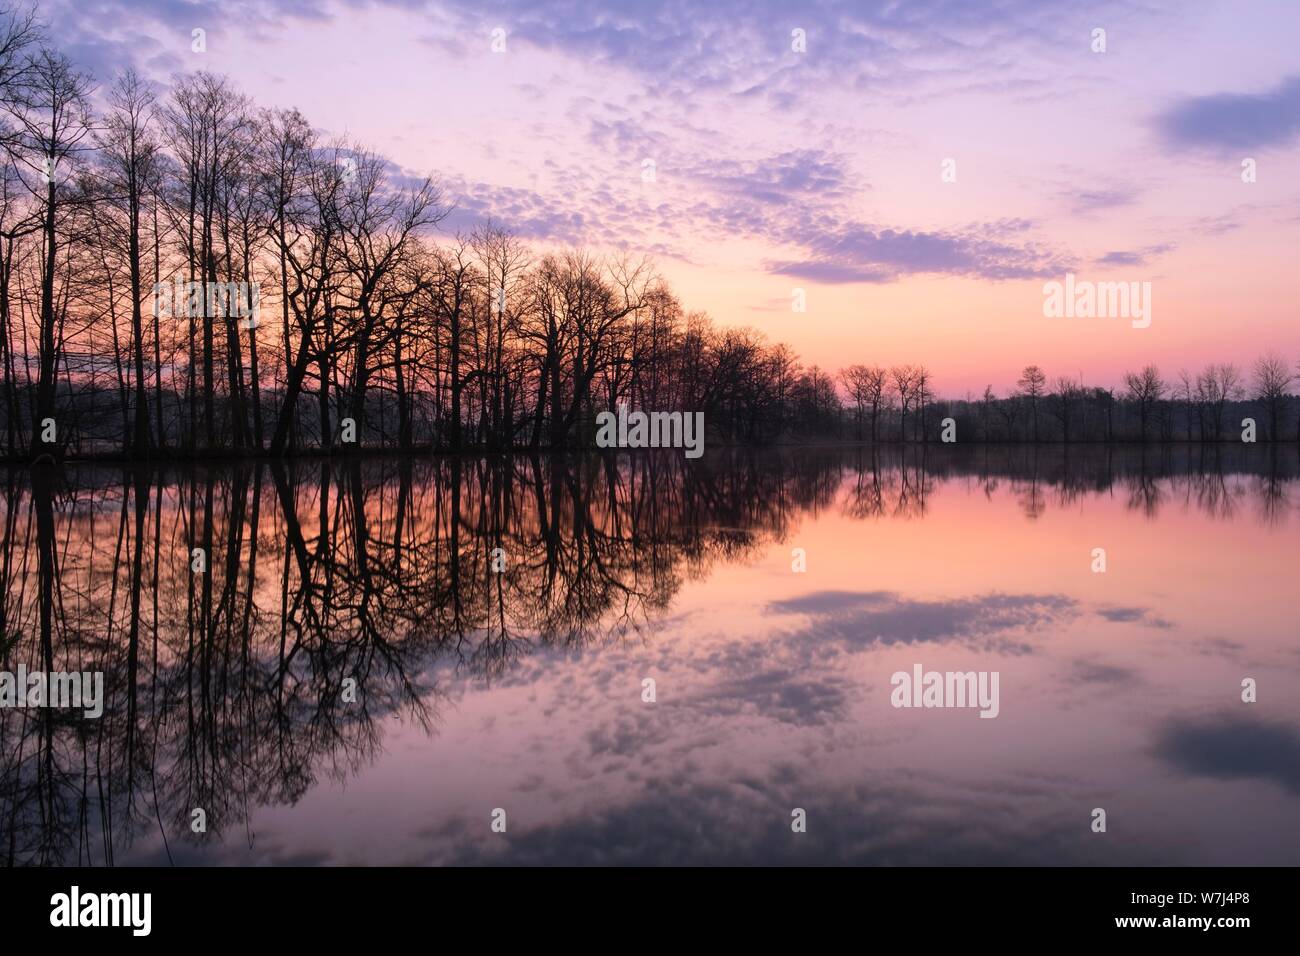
top-left (1176, 368), bottom-right (1195, 441)
top-left (1017, 365), bottom-right (1046, 442)
top-left (1197, 363), bottom-right (1244, 441)
top-left (980, 385), bottom-right (996, 441)
top-left (1123, 364), bottom-right (1165, 442)
top-left (839, 364), bottom-right (871, 440)
top-left (890, 365), bottom-right (916, 442)
top-left (2, 47), bottom-right (94, 458)
top-left (913, 364), bottom-right (933, 442)
top-left (1050, 375), bottom-right (1083, 443)
top-left (1251, 351), bottom-right (1292, 442)
top-left (96, 69), bottom-right (161, 455)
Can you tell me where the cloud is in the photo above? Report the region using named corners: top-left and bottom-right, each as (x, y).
top-left (1156, 75), bottom-right (1300, 152)
top-left (688, 149), bottom-right (852, 204)
top-left (45, 0), bottom-right (1137, 111)
top-left (1095, 245), bottom-right (1179, 268)
top-left (1187, 636), bottom-right (1245, 658)
top-left (766, 258), bottom-right (895, 283)
top-left (682, 668), bottom-right (853, 726)
top-left (1154, 713), bottom-right (1300, 793)
top-left (36, 0), bottom-right (339, 85)
top-left (767, 589), bottom-right (1076, 650)
top-left (440, 177), bottom-right (602, 244)
top-left (1063, 187), bottom-right (1139, 214)
top-left (1069, 659), bottom-right (1140, 686)
top-left (34, 0), bottom-right (1096, 286)
top-left (1094, 604), bottom-right (1173, 628)
top-left (420, 765), bottom-right (1153, 865)
top-left (766, 221), bottom-right (1069, 284)
top-left (1094, 251), bottom-right (1143, 266)
top-left (425, 0), bottom-right (1138, 109)
top-left (438, 139), bottom-right (1070, 283)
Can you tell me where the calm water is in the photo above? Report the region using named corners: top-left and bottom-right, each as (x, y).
top-left (2, 446), bottom-right (1298, 865)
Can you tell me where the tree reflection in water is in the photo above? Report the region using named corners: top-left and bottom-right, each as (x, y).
top-left (1, 444), bottom-right (1294, 864)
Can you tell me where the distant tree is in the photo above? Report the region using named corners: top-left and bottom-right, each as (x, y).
top-left (1175, 369), bottom-right (1196, 441)
top-left (1050, 375), bottom-right (1083, 443)
top-left (1123, 364), bottom-right (1165, 442)
top-left (890, 365), bottom-right (916, 442)
top-left (1017, 365), bottom-right (1046, 442)
top-left (861, 365), bottom-right (887, 443)
top-left (839, 364), bottom-right (871, 440)
top-left (996, 392), bottom-right (1020, 441)
top-left (914, 364), bottom-right (933, 442)
top-left (1252, 351), bottom-right (1292, 441)
top-left (1093, 387), bottom-right (1115, 442)
top-left (1197, 363), bottom-right (1244, 441)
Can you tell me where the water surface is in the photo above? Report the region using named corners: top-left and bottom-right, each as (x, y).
top-left (2, 446), bottom-right (1297, 865)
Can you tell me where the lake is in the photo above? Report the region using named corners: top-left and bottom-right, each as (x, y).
top-left (2, 445), bottom-right (1297, 865)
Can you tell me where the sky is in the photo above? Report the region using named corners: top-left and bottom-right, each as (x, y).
top-left (41, 0), bottom-right (1300, 395)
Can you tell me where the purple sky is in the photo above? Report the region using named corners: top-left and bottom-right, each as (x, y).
top-left (41, 0), bottom-right (1300, 393)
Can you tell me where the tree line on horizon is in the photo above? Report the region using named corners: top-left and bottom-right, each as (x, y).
top-left (841, 357), bottom-right (1299, 445)
top-left (0, 6), bottom-right (1295, 461)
